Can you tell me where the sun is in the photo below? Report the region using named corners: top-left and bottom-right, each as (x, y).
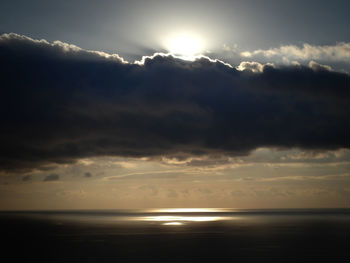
top-left (166, 33), bottom-right (204, 59)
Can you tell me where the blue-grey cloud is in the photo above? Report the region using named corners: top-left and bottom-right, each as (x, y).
top-left (1, 33), bottom-right (350, 172)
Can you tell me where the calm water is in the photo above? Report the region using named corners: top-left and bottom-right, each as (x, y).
top-left (1, 209), bottom-right (350, 262)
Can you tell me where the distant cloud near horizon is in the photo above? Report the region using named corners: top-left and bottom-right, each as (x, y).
top-left (84, 172), bottom-right (92, 178)
top-left (43, 174), bottom-right (60, 182)
top-left (22, 175), bottom-right (31, 181)
top-left (1, 33), bottom-right (350, 173)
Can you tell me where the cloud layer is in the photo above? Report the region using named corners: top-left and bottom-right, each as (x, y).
top-left (240, 42), bottom-right (350, 63)
top-left (1, 33), bottom-right (350, 172)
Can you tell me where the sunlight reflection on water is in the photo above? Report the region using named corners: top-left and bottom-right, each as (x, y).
top-left (136, 215), bottom-right (226, 223)
top-left (131, 212), bottom-right (232, 226)
top-left (149, 208), bottom-right (231, 213)
top-left (162, 222), bottom-right (183, 226)
top-left (20, 208), bottom-right (245, 226)
top-left (5, 208), bottom-right (350, 228)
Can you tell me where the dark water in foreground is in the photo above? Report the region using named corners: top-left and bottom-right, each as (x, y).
top-left (1, 209), bottom-right (350, 262)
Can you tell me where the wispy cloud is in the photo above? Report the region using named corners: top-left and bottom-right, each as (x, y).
top-left (240, 42), bottom-right (350, 63)
top-left (260, 173), bottom-right (350, 182)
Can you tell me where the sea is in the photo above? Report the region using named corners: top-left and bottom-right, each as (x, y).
top-left (1, 208), bottom-right (350, 262)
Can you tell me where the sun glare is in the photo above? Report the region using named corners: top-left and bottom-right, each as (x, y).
top-left (166, 33), bottom-right (204, 59)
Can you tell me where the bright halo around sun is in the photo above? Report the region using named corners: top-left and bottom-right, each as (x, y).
top-left (166, 33), bottom-right (204, 60)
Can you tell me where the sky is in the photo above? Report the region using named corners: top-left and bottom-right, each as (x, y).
top-left (0, 0), bottom-right (350, 210)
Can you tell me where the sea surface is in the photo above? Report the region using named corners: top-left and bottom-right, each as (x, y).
top-left (1, 208), bottom-right (350, 262)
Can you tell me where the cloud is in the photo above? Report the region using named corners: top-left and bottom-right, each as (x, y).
top-left (236, 61), bottom-right (274, 73)
top-left (167, 189), bottom-right (178, 198)
top-left (308, 61), bottom-right (333, 72)
top-left (240, 42), bottom-right (350, 63)
top-left (260, 173), bottom-right (350, 182)
top-left (84, 172), bottom-right (92, 178)
top-left (139, 185), bottom-right (158, 196)
top-left (43, 173), bottom-right (60, 182)
top-left (22, 175), bottom-right (31, 181)
top-left (1, 33), bottom-right (350, 172)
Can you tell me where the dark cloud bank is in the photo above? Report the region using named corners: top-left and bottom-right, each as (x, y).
top-left (1, 33), bottom-right (350, 172)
